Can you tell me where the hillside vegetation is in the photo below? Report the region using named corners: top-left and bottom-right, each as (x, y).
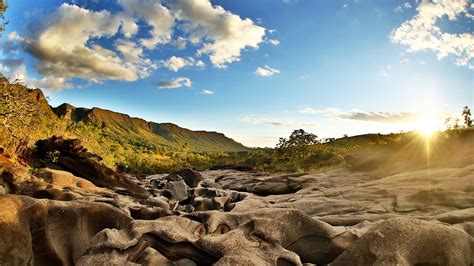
top-left (1, 77), bottom-right (473, 174)
top-left (0, 77), bottom-right (249, 173)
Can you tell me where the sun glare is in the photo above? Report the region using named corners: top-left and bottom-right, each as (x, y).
top-left (416, 113), bottom-right (439, 139)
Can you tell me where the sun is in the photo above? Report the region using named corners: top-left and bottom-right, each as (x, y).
top-left (416, 113), bottom-right (439, 139)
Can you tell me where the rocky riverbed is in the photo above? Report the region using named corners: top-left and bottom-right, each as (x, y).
top-left (0, 138), bottom-right (473, 265)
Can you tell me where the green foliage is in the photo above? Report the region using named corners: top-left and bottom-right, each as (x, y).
top-left (0, 78), bottom-right (57, 157)
top-left (0, 0), bottom-right (7, 36)
top-left (463, 106), bottom-right (472, 127)
top-left (4, 77), bottom-right (471, 174)
top-left (444, 106), bottom-right (472, 130)
top-left (276, 129), bottom-right (319, 160)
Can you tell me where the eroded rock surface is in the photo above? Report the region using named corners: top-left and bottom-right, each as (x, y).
top-left (0, 144), bottom-right (473, 265)
top-left (332, 218), bottom-right (474, 265)
top-left (0, 195), bottom-right (131, 265)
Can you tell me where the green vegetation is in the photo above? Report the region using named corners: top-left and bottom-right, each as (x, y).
top-left (1, 77), bottom-right (473, 174)
top-left (0, 0), bottom-right (7, 36)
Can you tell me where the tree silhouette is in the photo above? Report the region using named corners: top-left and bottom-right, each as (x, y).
top-left (276, 129), bottom-right (319, 160)
top-left (462, 106), bottom-right (472, 127)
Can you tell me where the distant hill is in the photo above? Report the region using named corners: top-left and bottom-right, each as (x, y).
top-left (52, 103), bottom-right (248, 152)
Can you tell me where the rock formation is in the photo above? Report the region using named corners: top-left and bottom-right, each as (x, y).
top-left (0, 138), bottom-right (473, 265)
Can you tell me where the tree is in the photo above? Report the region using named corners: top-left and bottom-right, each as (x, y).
top-left (462, 106), bottom-right (472, 127)
top-left (180, 142), bottom-right (190, 159)
top-left (276, 129), bottom-right (319, 160)
top-left (0, 0), bottom-right (7, 36)
top-left (0, 78), bottom-right (38, 142)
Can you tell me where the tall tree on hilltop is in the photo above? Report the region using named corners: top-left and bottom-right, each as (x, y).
top-left (276, 129), bottom-right (319, 160)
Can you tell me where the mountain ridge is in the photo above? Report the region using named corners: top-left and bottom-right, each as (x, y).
top-left (52, 102), bottom-right (249, 152)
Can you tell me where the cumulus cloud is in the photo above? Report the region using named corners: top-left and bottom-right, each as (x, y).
top-left (118, 0), bottom-right (175, 49)
top-left (0, 59), bottom-right (28, 80)
top-left (255, 65), bottom-right (280, 77)
top-left (239, 116), bottom-right (317, 128)
top-left (20, 3), bottom-right (157, 90)
top-left (169, 0), bottom-right (266, 68)
top-left (268, 39), bottom-right (280, 45)
top-left (158, 77), bottom-right (192, 89)
top-left (174, 36), bottom-right (187, 50)
top-left (6, 0), bottom-right (268, 90)
top-left (391, 0), bottom-right (474, 69)
top-left (299, 107), bottom-right (417, 123)
top-left (0, 59), bottom-right (72, 90)
top-left (201, 89), bottom-right (214, 94)
top-left (160, 56), bottom-right (205, 72)
top-left (195, 60), bottom-right (206, 67)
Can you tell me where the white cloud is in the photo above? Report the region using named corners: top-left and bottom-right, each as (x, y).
top-left (114, 39), bottom-right (144, 63)
top-left (0, 59), bottom-right (28, 81)
top-left (174, 36), bottom-right (187, 50)
top-left (158, 77), bottom-right (192, 89)
top-left (7, 32), bottom-right (24, 42)
top-left (195, 60), bottom-right (206, 67)
top-left (391, 0), bottom-right (474, 69)
top-left (118, 0), bottom-right (175, 49)
top-left (161, 56), bottom-right (192, 72)
top-left (7, 0), bottom-right (269, 90)
top-left (239, 116), bottom-right (317, 128)
top-left (255, 65), bottom-right (280, 77)
top-left (299, 107), bottom-right (417, 123)
top-left (201, 89), bottom-right (214, 95)
top-left (117, 12), bottom-right (139, 38)
top-left (0, 59), bottom-right (72, 90)
top-left (160, 56), bottom-right (205, 72)
top-left (395, 2), bottom-right (413, 12)
top-left (21, 3), bottom-right (156, 89)
top-left (338, 110), bottom-right (417, 123)
top-left (298, 107), bottom-right (327, 114)
top-left (268, 39), bottom-right (280, 45)
top-left (169, 0), bottom-right (266, 68)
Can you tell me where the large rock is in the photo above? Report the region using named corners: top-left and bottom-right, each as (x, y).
top-left (332, 218), bottom-right (474, 265)
top-left (215, 172), bottom-right (306, 196)
top-left (187, 208), bottom-right (358, 264)
top-left (33, 137), bottom-right (149, 198)
top-left (58, 156), bottom-right (149, 198)
top-left (0, 195), bottom-right (131, 265)
top-left (168, 168), bottom-right (202, 188)
top-left (34, 136), bottom-right (100, 161)
top-left (78, 208), bottom-right (359, 265)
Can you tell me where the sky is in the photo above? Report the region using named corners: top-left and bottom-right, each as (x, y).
top-left (0, 0), bottom-right (473, 147)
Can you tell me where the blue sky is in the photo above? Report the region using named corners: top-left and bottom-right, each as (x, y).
top-left (1, 0), bottom-right (473, 147)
